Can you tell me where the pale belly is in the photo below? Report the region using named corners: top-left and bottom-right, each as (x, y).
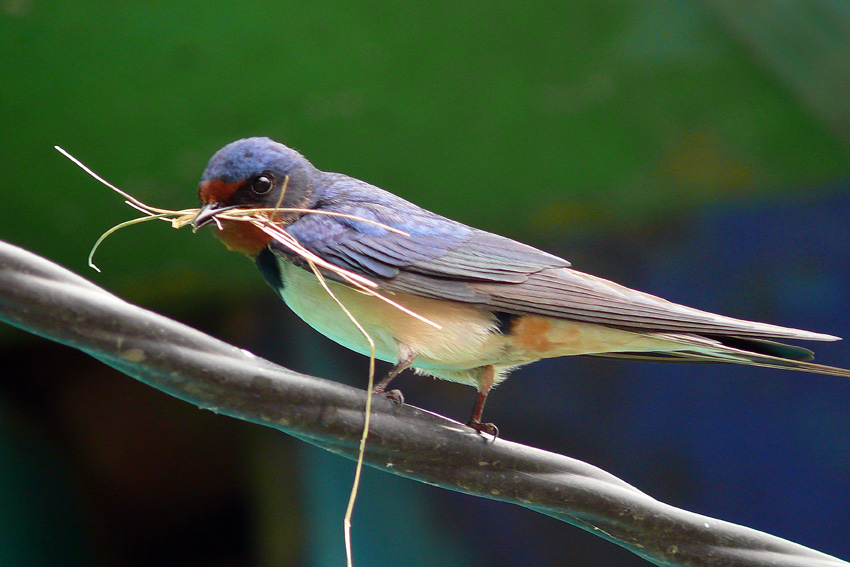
top-left (277, 261), bottom-right (687, 387)
top-left (279, 262), bottom-right (511, 385)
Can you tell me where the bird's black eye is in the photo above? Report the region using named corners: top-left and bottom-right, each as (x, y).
top-left (251, 175), bottom-right (273, 195)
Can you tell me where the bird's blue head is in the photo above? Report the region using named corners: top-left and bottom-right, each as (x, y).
top-left (194, 137), bottom-right (320, 255)
top-left (198, 137), bottom-right (318, 206)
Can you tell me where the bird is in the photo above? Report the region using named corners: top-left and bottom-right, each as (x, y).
top-left (192, 137), bottom-right (849, 434)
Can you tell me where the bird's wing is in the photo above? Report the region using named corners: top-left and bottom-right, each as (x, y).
top-left (470, 268), bottom-right (839, 341)
top-left (280, 188), bottom-right (570, 302)
top-left (279, 190), bottom-right (837, 342)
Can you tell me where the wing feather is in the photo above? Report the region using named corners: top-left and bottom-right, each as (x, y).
top-left (277, 178), bottom-right (839, 342)
top-left (470, 268), bottom-right (839, 341)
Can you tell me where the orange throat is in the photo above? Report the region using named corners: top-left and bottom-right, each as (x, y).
top-left (212, 219), bottom-right (274, 256)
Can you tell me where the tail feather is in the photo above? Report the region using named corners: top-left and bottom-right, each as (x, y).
top-left (594, 333), bottom-right (850, 378)
top-left (707, 336), bottom-right (815, 362)
top-left (667, 349), bottom-right (850, 377)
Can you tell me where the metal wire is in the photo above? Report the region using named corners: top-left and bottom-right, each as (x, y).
top-left (0, 240), bottom-right (846, 567)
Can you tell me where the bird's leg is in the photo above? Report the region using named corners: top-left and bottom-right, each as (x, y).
top-left (373, 345), bottom-right (417, 404)
top-left (467, 365), bottom-right (498, 437)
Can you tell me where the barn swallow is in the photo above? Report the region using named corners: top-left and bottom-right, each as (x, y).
top-left (193, 137), bottom-right (849, 434)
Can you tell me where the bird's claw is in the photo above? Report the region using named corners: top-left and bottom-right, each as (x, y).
top-left (374, 388), bottom-right (404, 405)
top-left (467, 420), bottom-right (499, 440)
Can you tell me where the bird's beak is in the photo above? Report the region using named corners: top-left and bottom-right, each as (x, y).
top-left (192, 202), bottom-right (239, 231)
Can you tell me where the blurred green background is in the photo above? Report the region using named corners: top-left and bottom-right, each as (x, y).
top-left (4, 0), bottom-right (849, 303)
top-left (2, 2), bottom-right (849, 566)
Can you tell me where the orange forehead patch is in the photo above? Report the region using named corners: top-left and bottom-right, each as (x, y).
top-left (198, 179), bottom-right (242, 204)
top-left (212, 219), bottom-right (273, 256)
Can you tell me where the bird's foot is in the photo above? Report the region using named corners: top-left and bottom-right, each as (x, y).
top-left (373, 387), bottom-right (404, 405)
top-left (466, 419), bottom-right (499, 439)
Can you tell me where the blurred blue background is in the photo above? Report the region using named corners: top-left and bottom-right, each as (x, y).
top-left (1, 1), bottom-right (849, 566)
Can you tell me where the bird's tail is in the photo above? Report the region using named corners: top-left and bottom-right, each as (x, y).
top-left (597, 333), bottom-right (850, 377)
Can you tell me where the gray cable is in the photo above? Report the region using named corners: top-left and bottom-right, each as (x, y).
top-left (0, 240), bottom-right (845, 567)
